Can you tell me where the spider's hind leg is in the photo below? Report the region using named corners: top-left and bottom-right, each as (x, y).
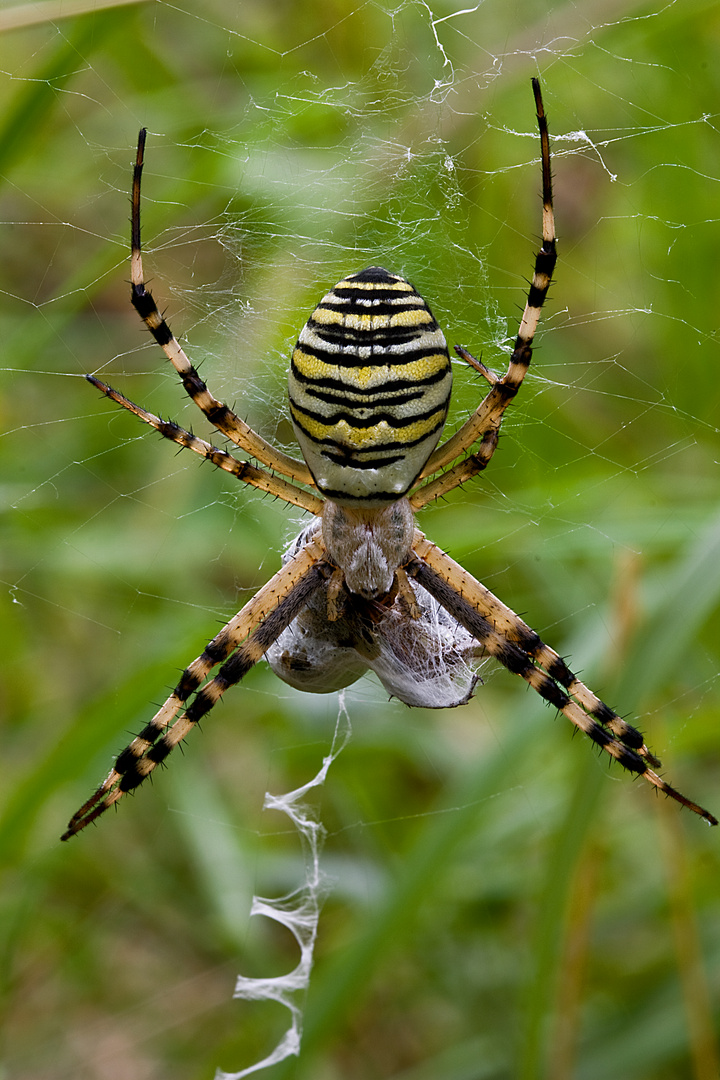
top-left (62, 542), bottom-right (329, 839)
top-left (407, 539), bottom-right (717, 826)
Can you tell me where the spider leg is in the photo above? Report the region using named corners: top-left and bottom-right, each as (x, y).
top-left (62, 540), bottom-right (330, 839)
top-left (127, 129), bottom-right (314, 488)
top-left (413, 79), bottom-right (556, 506)
top-left (86, 374), bottom-right (323, 515)
top-left (453, 345), bottom-right (498, 386)
top-left (409, 385), bottom-right (497, 509)
top-left (407, 544), bottom-right (717, 826)
top-left (413, 532), bottom-right (656, 761)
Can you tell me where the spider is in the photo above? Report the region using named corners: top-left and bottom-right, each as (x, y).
top-left (62, 79), bottom-right (716, 840)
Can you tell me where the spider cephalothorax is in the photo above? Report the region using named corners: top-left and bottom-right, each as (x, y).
top-left (62, 80), bottom-right (716, 840)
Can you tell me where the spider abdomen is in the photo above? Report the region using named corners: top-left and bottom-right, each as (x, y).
top-left (289, 266), bottom-right (452, 505)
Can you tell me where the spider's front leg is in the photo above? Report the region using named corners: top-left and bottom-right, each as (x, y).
top-left (412, 78), bottom-right (557, 511)
top-left (125, 128), bottom-right (313, 487)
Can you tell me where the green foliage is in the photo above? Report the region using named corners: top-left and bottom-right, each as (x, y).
top-left (1, 2), bottom-right (719, 1078)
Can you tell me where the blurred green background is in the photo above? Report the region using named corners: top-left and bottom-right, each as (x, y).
top-left (2, 1), bottom-right (720, 1077)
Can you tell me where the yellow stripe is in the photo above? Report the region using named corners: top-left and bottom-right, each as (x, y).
top-left (290, 405), bottom-right (446, 448)
top-left (292, 348), bottom-right (450, 389)
top-left (333, 277), bottom-right (414, 292)
top-left (311, 307), bottom-right (434, 331)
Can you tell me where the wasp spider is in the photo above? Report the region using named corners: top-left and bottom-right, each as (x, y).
top-left (62, 80), bottom-right (716, 840)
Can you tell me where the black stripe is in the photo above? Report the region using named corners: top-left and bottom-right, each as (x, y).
top-left (293, 416), bottom-right (446, 453)
top-left (317, 300), bottom-right (434, 319)
top-left (321, 450), bottom-right (406, 470)
top-left (329, 287), bottom-right (416, 302)
top-left (527, 284), bottom-right (548, 309)
top-left (535, 245), bottom-right (557, 275)
top-left (307, 324), bottom-right (428, 348)
top-left (316, 485), bottom-right (408, 502)
top-left (289, 400), bottom-right (446, 430)
top-left (131, 284), bottom-right (173, 346)
top-left (302, 387), bottom-right (426, 407)
top-left (507, 343), bottom-right (531, 371)
top-left (341, 266), bottom-right (406, 284)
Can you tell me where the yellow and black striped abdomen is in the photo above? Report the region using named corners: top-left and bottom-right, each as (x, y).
top-left (289, 267), bottom-right (452, 504)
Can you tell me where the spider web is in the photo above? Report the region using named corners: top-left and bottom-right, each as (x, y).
top-left (215, 697), bottom-right (350, 1080)
top-left (3, 2), bottom-right (720, 1078)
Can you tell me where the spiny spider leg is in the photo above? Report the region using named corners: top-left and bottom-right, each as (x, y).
top-left (86, 374), bottom-right (323, 515)
top-left (406, 547), bottom-right (717, 826)
top-left (413, 533), bottom-right (658, 763)
top-left (62, 542), bottom-right (329, 838)
top-left (416, 77), bottom-right (556, 502)
top-left (128, 129), bottom-right (314, 488)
